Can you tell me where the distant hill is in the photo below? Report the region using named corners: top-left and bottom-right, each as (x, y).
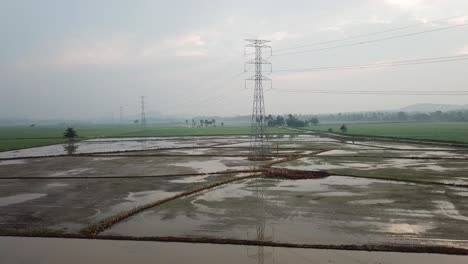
top-left (401, 103), bottom-right (468, 112)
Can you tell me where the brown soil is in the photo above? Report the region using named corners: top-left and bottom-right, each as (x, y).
top-left (264, 167), bottom-right (330, 180)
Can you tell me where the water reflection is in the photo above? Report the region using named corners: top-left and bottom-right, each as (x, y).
top-left (63, 142), bottom-right (79, 155)
top-left (140, 139), bottom-right (148, 150)
top-left (246, 177), bottom-right (275, 264)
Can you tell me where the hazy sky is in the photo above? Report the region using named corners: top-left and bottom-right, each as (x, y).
top-left (1, 0), bottom-right (468, 120)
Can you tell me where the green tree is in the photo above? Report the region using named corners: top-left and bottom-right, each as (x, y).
top-left (340, 124), bottom-right (348, 134)
top-left (310, 117), bottom-right (319, 126)
top-left (64, 127), bottom-right (78, 141)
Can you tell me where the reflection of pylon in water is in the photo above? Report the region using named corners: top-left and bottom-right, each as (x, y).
top-left (140, 139), bottom-right (148, 150)
top-left (246, 180), bottom-right (275, 264)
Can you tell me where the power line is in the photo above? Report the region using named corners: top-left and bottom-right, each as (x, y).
top-left (269, 89), bottom-right (468, 95)
top-left (273, 54), bottom-right (468, 73)
top-left (272, 22), bottom-right (468, 57)
top-left (172, 71), bottom-right (247, 114)
top-left (274, 15), bottom-right (466, 53)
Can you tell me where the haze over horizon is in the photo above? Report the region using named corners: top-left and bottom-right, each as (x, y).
top-left (2, 0), bottom-right (468, 120)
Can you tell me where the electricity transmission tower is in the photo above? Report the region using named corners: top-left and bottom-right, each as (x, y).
top-left (245, 39), bottom-right (272, 159)
top-left (140, 96), bottom-right (147, 129)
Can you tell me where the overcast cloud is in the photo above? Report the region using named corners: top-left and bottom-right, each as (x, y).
top-left (1, 0), bottom-right (468, 120)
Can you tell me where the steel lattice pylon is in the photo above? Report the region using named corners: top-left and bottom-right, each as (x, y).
top-left (245, 39), bottom-right (272, 159)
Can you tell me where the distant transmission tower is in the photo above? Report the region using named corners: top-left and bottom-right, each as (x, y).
top-left (140, 96), bottom-right (147, 129)
top-left (245, 39), bottom-right (272, 159)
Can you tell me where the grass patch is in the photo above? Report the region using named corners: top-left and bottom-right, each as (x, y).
top-left (304, 122), bottom-right (468, 144)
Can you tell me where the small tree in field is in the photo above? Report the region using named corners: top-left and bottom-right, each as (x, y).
top-left (340, 124), bottom-right (348, 134)
top-left (64, 127), bottom-right (78, 141)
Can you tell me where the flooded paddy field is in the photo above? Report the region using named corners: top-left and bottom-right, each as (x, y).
top-left (1, 133), bottom-right (468, 260)
top-left (275, 156), bottom-right (468, 185)
top-left (0, 173), bottom-right (246, 233)
top-left (0, 156), bottom-right (266, 178)
top-left (2, 237), bottom-right (468, 264)
top-left (105, 176), bottom-right (468, 248)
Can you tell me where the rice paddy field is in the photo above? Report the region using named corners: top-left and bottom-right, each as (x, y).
top-left (305, 122), bottom-right (468, 144)
top-left (0, 125), bottom-right (293, 151)
top-left (1, 130), bottom-right (468, 263)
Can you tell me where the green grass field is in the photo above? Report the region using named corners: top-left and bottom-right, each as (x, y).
top-left (304, 122), bottom-right (468, 144)
top-left (0, 125), bottom-right (293, 151)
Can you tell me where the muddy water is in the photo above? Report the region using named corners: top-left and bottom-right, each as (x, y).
top-left (0, 137), bottom-right (248, 159)
top-left (2, 237), bottom-right (467, 264)
top-left (0, 193), bottom-right (46, 207)
top-left (276, 156), bottom-right (468, 173)
top-left (105, 176), bottom-right (468, 248)
top-left (170, 157), bottom-right (251, 173)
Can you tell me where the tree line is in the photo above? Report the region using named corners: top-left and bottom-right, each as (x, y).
top-left (266, 114), bottom-right (319, 128)
top-left (315, 110), bottom-right (468, 123)
top-left (188, 119), bottom-right (224, 128)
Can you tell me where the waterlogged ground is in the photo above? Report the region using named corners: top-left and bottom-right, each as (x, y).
top-left (0, 173), bottom-right (244, 232)
top-left (104, 176), bottom-right (468, 248)
top-left (274, 156), bottom-right (468, 185)
top-left (2, 237), bottom-right (468, 264)
top-left (0, 156), bottom-right (265, 178)
top-left (0, 136), bottom-right (250, 158)
top-left (1, 134), bottom-right (468, 255)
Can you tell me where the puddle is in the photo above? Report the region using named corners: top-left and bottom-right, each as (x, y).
top-left (46, 183), bottom-right (69, 188)
top-left (317, 150), bottom-right (358, 156)
top-left (317, 191), bottom-right (361, 197)
top-left (386, 208), bottom-right (434, 218)
top-left (0, 137), bottom-right (214, 159)
top-left (0, 159), bottom-right (27, 165)
top-left (2, 236), bottom-right (468, 264)
top-left (274, 158), bottom-right (344, 170)
top-left (385, 223), bottom-right (433, 234)
top-left (168, 149), bottom-right (209, 155)
top-left (92, 157), bottom-right (122, 161)
top-left (349, 199), bottom-right (394, 205)
top-left (170, 157), bottom-right (249, 173)
top-left (269, 176), bottom-right (376, 193)
top-left (433, 200), bottom-right (468, 222)
top-left (111, 190), bottom-right (181, 212)
top-left (195, 181), bottom-right (253, 202)
top-left (0, 193), bottom-right (47, 207)
top-left (338, 159), bottom-right (456, 172)
top-left (169, 175), bottom-right (211, 183)
top-left (50, 168), bottom-right (95, 177)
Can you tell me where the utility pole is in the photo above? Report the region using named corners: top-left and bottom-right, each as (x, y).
top-left (140, 96), bottom-right (147, 129)
top-left (245, 39), bottom-right (272, 159)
